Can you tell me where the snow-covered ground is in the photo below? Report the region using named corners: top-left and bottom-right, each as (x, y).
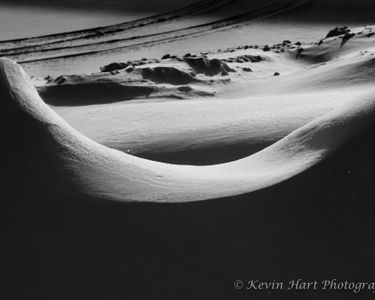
top-left (2, 1), bottom-right (375, 298)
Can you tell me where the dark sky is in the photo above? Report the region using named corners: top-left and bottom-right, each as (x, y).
top-left (0, 0), bottom-right (201, 12)
top-left (2, 0), bottom-right (375, 23)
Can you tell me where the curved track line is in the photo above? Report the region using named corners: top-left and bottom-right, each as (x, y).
top-left (14, 0), bottom-right (312, 64)
top-left (0, 1), bottom-right (274, 57)
top-left (0, 0), bottom-right (235, 49)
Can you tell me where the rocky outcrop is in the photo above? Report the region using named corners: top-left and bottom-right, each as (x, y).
top-left (184, 57), bottom-right (235, 76)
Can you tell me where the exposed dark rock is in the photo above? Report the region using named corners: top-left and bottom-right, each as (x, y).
top-left (263, 45), bottom-right (271, 51)
top-left (100, 62), bottom-right (128, 72)
top-left (177, 85), bottom-right (193, 93)
top-left (161, 54), bottom-right (171, 59)
top-left (54, 75), bottom-right (67, 85)
top-left (326, 26), bottom-right (350, 38)
top-left (247, 55), bottom-right (264, 62)
top-left (184, 57), bottom-right (235, 76)
top-left (44, 75), bottom-right (53, 83)
top-left (229, 55), bottom-right (264, 63)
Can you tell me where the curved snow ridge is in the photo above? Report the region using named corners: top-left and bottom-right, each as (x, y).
top-left (1, 58), bottom-right (375, 203)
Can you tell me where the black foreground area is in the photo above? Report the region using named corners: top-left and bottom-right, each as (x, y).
top-left (1, 120), bottom-right (375, 300)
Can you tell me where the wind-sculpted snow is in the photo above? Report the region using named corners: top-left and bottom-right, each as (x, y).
top-left (2, 57), bottom-right (375, 203)
top-left (0, 0), bottom-right (311, 69)
top-left (36, 56), bottom-right (230, 105)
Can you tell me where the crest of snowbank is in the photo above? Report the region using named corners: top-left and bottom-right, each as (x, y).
top-left (1, 58), bottom-right (375, 202)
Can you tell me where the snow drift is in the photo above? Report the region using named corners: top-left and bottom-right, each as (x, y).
top-left (2, 57), bottom-right (375, 203)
